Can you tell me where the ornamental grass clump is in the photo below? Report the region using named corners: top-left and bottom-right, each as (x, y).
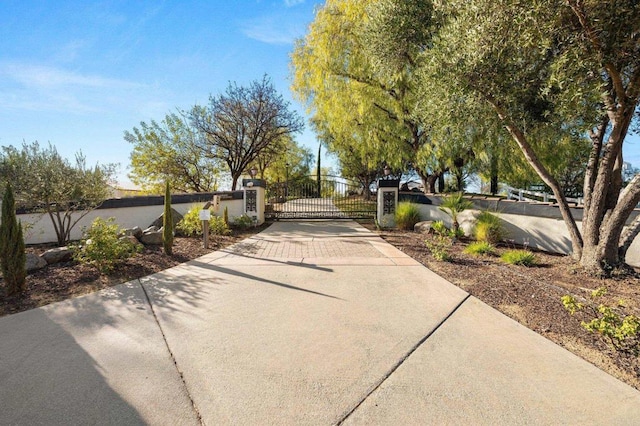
top-left (501, 249), bottom-right (537, 266)
top-left (395, 202), bottom-right (421, 230)
top-left (464, 241), bottom-right (495, 256)
top-left (473, 211), bottom-right (507, 244)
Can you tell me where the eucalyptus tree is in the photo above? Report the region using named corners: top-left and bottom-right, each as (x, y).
top-left (190, 76), bottom-right (304, 190)
top-left (125, 113), bottom-right (221, 194)
top-left (371, 0), bottom-right (640, 272)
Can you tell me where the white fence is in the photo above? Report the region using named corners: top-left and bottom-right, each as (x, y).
top-left (504, 185), bottom-right (583, 205)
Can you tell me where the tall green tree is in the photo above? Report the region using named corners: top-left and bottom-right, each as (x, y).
top-left (0, 142), bottom-right (116, 246)
top-left (372, 0), bottom-right (640, 272)
top-left (291, 0), bottom-right (462, 193)
top-left (125, 113), bottom-right (221, 194)
top-left (190, 75), bottom-right (304, 190)
top-left (0, 184), bottom-right (27, 295)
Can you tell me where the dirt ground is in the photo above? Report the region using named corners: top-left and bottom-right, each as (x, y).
top-left (0, 227), bottom-right (266, 317)
top-left (375, 228), bottom-right (640, 391)
top-left (1, 222), bottom-right (639, 391)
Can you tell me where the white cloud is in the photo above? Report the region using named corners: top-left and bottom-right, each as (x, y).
top-left (240, 15), bottom-right (306, 45)
top-left (0, 62), bottom-right (142, 90)
top-left (0, 62), bottom-right (147, 114)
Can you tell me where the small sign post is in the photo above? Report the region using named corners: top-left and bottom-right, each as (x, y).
top-left (199, 209), bottom-right (211, 249)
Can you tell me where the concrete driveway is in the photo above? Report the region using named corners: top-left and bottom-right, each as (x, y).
top-left (1, 220), bottom-right (638, 425)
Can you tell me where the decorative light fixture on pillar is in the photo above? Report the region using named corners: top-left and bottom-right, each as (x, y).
top-left (383, 165), bottom-right (391, 178)
top-left (250, 166), bottom-right (258, 178)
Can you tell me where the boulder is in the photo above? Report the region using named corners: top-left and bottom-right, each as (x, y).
top-left (143, 226), bottom-right (159, 234)
top-left (141, 227), bottom-right (164, 245)
top-left (119, 235), bottom-right (143, 248)
top-left (41, 247), bottom-right (73, 265)
top-left (149, 208), bottom-right (183, 229)
top-left (121, 226), bottom-right (143, 239)
top-left (26, 253), bottom-right (47, 272)
top-left (414, 221), bottom-right (434, 233)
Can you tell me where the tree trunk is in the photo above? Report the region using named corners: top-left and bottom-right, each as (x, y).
top-left (490, 101), bottom-right (584, 259)
top-left (619, 214), bottom-right (640, 264)
top-left (490, 153), bottom-right (499, 195)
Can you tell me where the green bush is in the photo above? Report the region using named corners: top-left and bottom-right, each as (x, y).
top-left (395, 202), bottom-right (422, 230)
top-left (425, 235), bottom-right (453, 261)
top-left (464, 241), bottom-right (495, 256)
top-left (74, 217), bottom-right (141, 273)
top-left (501, 249), bottom-right (537, 266)
top-left (438, 192), bottom-right (472, 233)
top-left (233, 214), bottom-right (254, 229)
top-left (431, 220), bottom-right (449, 236)
top-left (0, 184), bottom-right (27, 295)
top-left (177, 205), bottom-right (231, 236)
top-left (562, 287), bottom-right (639, 354)
top-left (210, 216), bottom-right (231, 235)
top-left (177, 204), bottom-right (206, 236)
top-left (473, 211), bottom-right (506, 244)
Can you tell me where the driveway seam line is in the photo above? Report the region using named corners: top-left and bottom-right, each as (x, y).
top-left (335, 293), bottom-right (472, 425)
top-left (139, 279), bottom-right (204, 425)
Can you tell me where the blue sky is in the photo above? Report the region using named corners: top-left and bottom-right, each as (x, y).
top-left (0, 0), bottom-right (325, 188)
top-left (1, 0), bottom-right (639, 189)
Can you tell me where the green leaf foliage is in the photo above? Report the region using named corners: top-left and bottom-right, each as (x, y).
top-left (0, 184), bottom-right (27, 295)
top-left (464, 241), bottom-right (495, 256)
top-left (395, 202), bottom-right (421, 231)
top-left (125, 113), bottom-right (221, 194)
top-left (0, 141), bottom-right (116, 246)
top-left (73, 217), bottom-right (140, 274)
top-left (501, 249), bottom-right (537, 267)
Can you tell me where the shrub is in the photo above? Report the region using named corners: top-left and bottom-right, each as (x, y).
top-left (395, 202), bottom-right (421, 230)
top-left (0, 184), bottom-right (27, 295)
top-left (562, 287), bottom-right (639, 354)
top-left (473, 211), bottom-right (506, 244)
top-left (438, 192), bottom-right (473, 233)
top-left (210, 216), bottom-right (231, 235)
top-left (431, 220), bottom-right (449, 236)
top-left (233, 214), bottom-right (254, 229)
top-left (163, 182), bottom-right (173, 255)
top-left (177, 205), bottom-right (231, 236)
top-left (177, 204), bottom-right (206, 236)
top-left (501, 249), bottom-right (537, 266)
top-left (464, 241), bottom-right (495, 256)
top-left (425, 235), bottom-right (453, 261)
top-left (74, 217), bottom-right (141, 273)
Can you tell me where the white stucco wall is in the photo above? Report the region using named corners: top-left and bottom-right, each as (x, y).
top-left (413, 204), bottom-right (640, 268)
top-left (19, 199), bottom-right (244, 245)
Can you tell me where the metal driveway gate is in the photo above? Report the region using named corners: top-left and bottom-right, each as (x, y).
top-left (265, 176), bottom-right (375, 220)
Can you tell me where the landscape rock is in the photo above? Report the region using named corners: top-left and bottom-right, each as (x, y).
top-left (26, 253), bottom-right (47, 272)
top-left (143, 226), bottom-right (159, 234)
top-left (121, 226), bottom-right (143, 239)
top-left (41, 247), bottom-right (73, 265)
top-left (120, 235), bottom-right (143, 248)
top-left (141, 227), bottom-right (164, 245)
top-left (149, 208), bottom-right (183, 229)
top-left (414, 221), bottom-right (433, 233)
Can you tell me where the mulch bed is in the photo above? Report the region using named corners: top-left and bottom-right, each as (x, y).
top-left (375, 228), bottom-right (640, 391)
top-left (0, 226), bottom-right (267, 317)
